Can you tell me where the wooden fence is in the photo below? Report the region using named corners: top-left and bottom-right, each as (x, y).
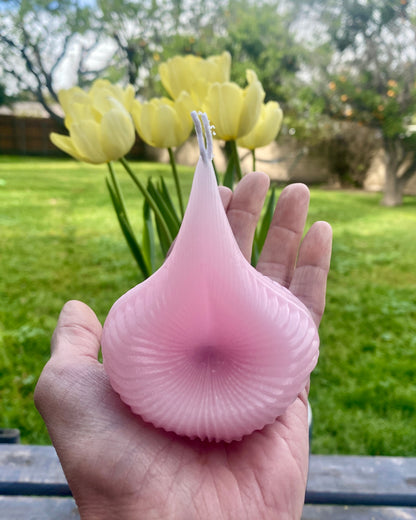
top-left (0, 115), bottom-right (145, 158)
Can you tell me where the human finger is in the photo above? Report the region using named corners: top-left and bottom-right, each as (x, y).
top-left (219, 185), bottom-right (232, 210)
top-left (225, 172), bottom-right (270, 261)
top-left (256, 183), bottom-right (310, 287)
top-left (50, 300), bottom-right (102, 362)
top-left (289, 221), bottom-right (332, 327)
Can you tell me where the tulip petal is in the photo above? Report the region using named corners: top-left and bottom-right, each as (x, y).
top-left (123, 84), bottom-right (136, 112)
top-left (205, 82), bottom-right (243, 140)
top-left (238, 70), bottom-right (265, 138)
top-left (100, 108), bottom-right (136, 160)
top-left (92, 89), bottom-right (115, 115)
top-left (237, 101), bottom-right (283, 150)
top-left (132, 101), bottom-right (155, 147)
top-left (159, 52), bottom-right (231, 106)
top-left (50, 132), bottom-right (85, 162)
top-left (153, 104), bottom-right (183, 148)
top-left (205, 51), bottom-right (231, 83)
top-left (159, 58), bottom-right (186, 99)
top-left (132, 97), bottom-right (193, 149)
top-left (58, 88), bottom-right (91, 129)
top-left (70, 121), bottom-right (108, 164)
top-left (68, 101), bottom-right (96, 126)
top-left (58, 87), bottom-right (88, 114)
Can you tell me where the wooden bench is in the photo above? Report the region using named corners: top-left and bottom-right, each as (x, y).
top-left (0, 444), bottom-right (415, 519)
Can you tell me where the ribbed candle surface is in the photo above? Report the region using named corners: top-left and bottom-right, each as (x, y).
top-left (101, 112), bottom-right (319, 442)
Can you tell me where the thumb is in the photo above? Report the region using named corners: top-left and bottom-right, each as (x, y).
top-left (34, 301), bottom-right (102, 423)
top-left (50, 300), bottom-right (102, 362)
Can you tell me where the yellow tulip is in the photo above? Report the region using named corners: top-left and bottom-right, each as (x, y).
top-left (50, 81), bottom-right (136, 164)
top-left (159, 52), bottom-right (231, 107)
top-left (89, 79), bottom-right (135, 112)
top-left (131, 92), bottom-right (194, 148)
top-left (203, 70), bottom-right (265, 141)
top-left (237, 101), bottom-right (283, 150)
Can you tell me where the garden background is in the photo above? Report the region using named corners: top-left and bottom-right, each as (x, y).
top-left (1, 0), bottom-right (416, 455)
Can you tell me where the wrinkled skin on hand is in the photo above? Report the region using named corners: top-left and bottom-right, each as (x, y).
top-left (35, 175), bottom-right (332, 520)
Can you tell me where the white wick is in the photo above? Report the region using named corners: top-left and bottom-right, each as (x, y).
top-left (191, 111), bottom-right (214, 164)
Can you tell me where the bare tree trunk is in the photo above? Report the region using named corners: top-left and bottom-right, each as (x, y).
top-left (381, 138), bottom-right (416, 206)
top-left (381, 164), bottom-right (406, 206)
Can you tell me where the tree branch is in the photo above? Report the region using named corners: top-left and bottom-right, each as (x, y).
top-left (0, 30), bottom-right (63, 124)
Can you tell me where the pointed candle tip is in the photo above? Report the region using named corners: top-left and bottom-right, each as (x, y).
top-left (191, 111), bottom-right (214, 164)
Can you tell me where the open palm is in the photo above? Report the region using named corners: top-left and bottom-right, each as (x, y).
top-left (35, 174), bottom-right (332, 520)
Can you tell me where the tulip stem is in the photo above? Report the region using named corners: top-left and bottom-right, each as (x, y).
top-left (230, 140), bottom-right (242, 181)
top-left (119, 157), bottom-right (173, 244)
top-left (108, 162), bottom-right (127, 216)
top-left (168, 147), bottom-right (184, 218)
top-left (252, 149), bottom-right (256, 171)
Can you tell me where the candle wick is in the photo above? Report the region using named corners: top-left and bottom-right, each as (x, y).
top-left (191, 111), bottom-right (214, 164)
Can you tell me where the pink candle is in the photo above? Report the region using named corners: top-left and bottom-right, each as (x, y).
top-left (101, 112), bottom-right (319, 442)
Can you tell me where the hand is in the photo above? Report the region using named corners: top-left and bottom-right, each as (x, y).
top-left (35, 173), bottom-right (332, 520)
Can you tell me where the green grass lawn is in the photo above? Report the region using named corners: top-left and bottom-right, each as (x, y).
top-left (1, 155), bottom-right (415, 455)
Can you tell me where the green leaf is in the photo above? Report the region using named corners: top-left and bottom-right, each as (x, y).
top-left (142, 199), bottom-right (156, 274)
top-left (147, 179), bottom-right (180, 238)
top-left (154, 217), bottom-right (172, 257)
top-left (251, 240), bottom-right (260, 267)
top-left (168, 147), bottom-right (185, 217)
top-left (146, 179), bottom-right (175, 257)
top-left (159, 177), bottom-right (181, 224)
top-left (251, 187), bottom-right (276, 266)
top-left (106, 177), bottom-right (150, 279)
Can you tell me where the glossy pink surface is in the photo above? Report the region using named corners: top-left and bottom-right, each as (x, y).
top-left (101, 112), bottom-right (319, 442)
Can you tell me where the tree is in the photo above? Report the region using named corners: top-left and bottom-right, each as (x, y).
top-left (155, 0), bottom-right (308, 109)
top-left (96, 0), bottom-right (166, 95)
top-left (0, 0), bottom-right (100, 124)
top-left (0, 82), bottom-right (10, 106)
top-left (96, 0), bottom-right (229, 97)
top-left (221, 0), bottom-right (305, 105)
top-left (0, 0), bottom-right (316, 125)
top-left (298, 0), bottom-right (416, 205)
